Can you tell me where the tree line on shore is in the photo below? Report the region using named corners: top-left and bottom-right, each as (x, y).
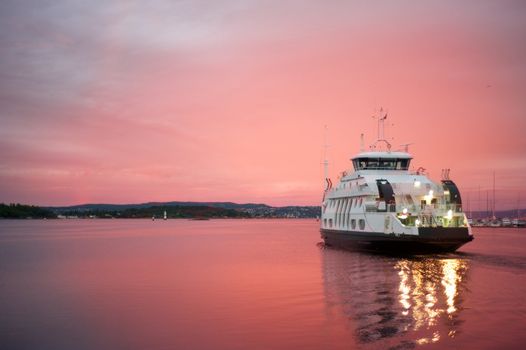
top-left (0, 203), bottom-right (57, 219)
top-left (1, 202), bottom-right (321, 219)
top-left (0, 203), bottom-right (250, 219)
top-left (60, 205), bottom-right (250, 219)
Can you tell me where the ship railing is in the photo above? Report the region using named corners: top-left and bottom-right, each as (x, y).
top-left (393, 208), bottom-right (467, 228)
top-left (392, 203), bottom-right (463, 215)
top-left (434, 203), bottom-right (463, 213)
top-left (409, 203), bottom-right (463, 213)
top-left (395, 204), bottom-right (419, 213)
top-left (414, 214), bottom-right (467, 228)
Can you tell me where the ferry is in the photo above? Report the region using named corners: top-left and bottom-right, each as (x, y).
top-left (320, 117), bottom-right (474, 253)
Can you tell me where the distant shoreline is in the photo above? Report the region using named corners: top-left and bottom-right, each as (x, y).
top-left (0, 217), bottom-right (316, 220)
top-left (0, 202), bottom-right (321, 219)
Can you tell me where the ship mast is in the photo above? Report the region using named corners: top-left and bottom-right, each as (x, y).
top-left (378, 108), bottom-right (386, 141)
top-left (371, 108), bottom-right (391, 151)
top-left (323, 125), bottom-right (330, 191)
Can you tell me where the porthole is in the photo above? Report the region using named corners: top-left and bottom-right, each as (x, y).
top-left (351, 219), bottom-right (356, 229)
top-left (359, 219), bottom-right (365, 230)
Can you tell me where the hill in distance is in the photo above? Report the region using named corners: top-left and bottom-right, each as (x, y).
top-left (47, 201), bottom-right (320, 219)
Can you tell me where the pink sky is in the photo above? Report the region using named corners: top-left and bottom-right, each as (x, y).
top-left (0, 1), bottom-right (525, 209)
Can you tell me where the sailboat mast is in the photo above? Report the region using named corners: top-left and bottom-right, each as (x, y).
top-left (467, 192), bottom-right (472, 219)
top-left (477, 185), bottom-right (481, 219)
top-left (493, 171), bottom-right (496, 219)
top-left (518, 193), bottom-right (521, 221)
top-left (486, 191), bottom-right (489, 219)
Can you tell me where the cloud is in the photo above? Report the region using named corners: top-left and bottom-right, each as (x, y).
top-left (0, 0), bottom-right (525, 207)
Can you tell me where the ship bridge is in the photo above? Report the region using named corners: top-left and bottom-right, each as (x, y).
top-left (351, 151), bottom-right (412, 171)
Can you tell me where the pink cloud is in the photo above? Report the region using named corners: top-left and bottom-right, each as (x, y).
top-left (0, 1), bottom-right (525, 208)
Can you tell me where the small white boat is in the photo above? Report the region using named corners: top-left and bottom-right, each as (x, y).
top-left (489, 220), bottom-right (502, 227)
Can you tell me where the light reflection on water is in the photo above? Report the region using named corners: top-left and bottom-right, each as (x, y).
top-left (321, 249), bottom-right (469, 349)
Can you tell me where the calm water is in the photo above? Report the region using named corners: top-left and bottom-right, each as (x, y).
top-left (1, 219), bottom-right (525, 350)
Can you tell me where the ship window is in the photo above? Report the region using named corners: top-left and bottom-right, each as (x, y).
top-left (359, 159), bottom-right (368, 169)
top-left (359, 219), bottom-right (365, 230)
top-left (329, 219), bottom-right (333, 228)
top-left (353, 157), bottom-right (411, 170)
top-left (380, 159), bottom-right (396, 169)
top-left (396, 159), bottom-right (410, 170)
top-left (351, 219), bottom-right (356, 229)
top-left (368, 159), bottom-right (380, 168)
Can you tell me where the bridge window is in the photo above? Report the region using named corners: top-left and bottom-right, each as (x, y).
top-left (353, 158), bottom-right (411, 170)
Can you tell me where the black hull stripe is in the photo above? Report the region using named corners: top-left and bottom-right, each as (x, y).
top-left (320, 227), bottom-right (473, 253)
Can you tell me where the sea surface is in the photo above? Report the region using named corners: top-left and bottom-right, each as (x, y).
top-left (0, 219), bottom-right (525, 350)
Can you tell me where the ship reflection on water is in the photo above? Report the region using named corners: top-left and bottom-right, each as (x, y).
top-left (321, 248), bottom-right (469, 349)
